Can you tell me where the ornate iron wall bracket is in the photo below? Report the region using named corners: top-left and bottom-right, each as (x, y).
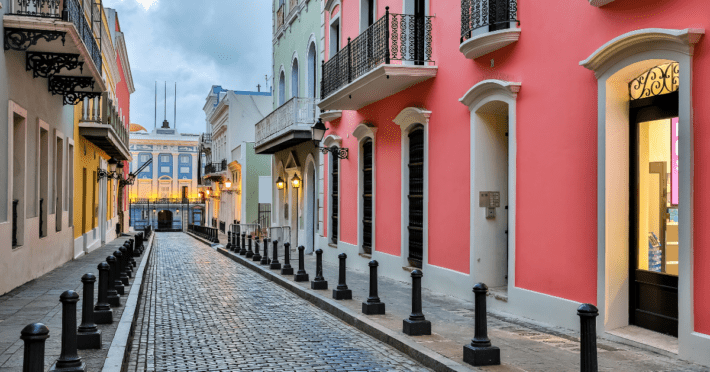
top-left (26, 52), bottom-right (84, 78)
top-left (48, 75), bottom-right (98, 105)
top-left (4, 28), bottom-right (66, 51)
top-left (318, 146), bottom-right (349, 159)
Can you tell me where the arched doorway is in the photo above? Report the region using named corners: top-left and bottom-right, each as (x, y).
top-left (158, 210), bottom-right (173, 230)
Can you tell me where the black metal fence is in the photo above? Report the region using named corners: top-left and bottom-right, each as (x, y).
top-left (460, 0), bottom-right (518, 43)
top-left (258, 204), bottom-right (271, 233)
top-left (321, 7), bottom-right (434, 99)
top-left (188, 224), bottom-right (219, 243)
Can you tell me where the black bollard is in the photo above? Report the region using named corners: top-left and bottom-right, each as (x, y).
top-left (260, 237), bottom-right (270, 265)
top-left (120, 245), bottom-right (132, 278)
top-left (127, 239), bottom-right (137, 266)
top-left (463, 283), bottom-right (500, 366)
top-left (21, 323), bottom-right (50, 372)
top-left (281, 242), bottom-right (293, 275)
top-left (50, 291), bottom-right (86, 372)
top-left (95, 262), bottom-right (114, 323)
top-left (333, 253), bottom-right (352, 299)
top-left (402, 269), bottom-right (431, 336)
top-left (135, 233), bottom-right (143, 255)
top-left (226, 231), bottom-right (232, 250)
top-left (114, 250), bottom-right (129, 286)
top-left (240, 233), bottom-right (247, 255)
top-left (362, 260), bottom-right (385, 315)
top-left (294, 245), bottom-right (309, 282)
top-left (578, 304), bottom-right (599, 372)
top-left (235, 229), bottom-right (241, 252)
top-left (311, 249), bottom-right (328, 290)
top-left (246, 235), bottom-right (254, 258)
top-left (252, 237), bottom-right (262, 261)
top-left (270, 240), bottom-right (281, 270)
top-left (109, 254), bottom-right (125, 296)
top-left (77, 274), bottom-right (101, 349)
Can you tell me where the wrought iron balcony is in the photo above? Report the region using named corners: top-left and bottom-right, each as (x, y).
top-left (459, 0), bottom-right (520, 60)
top-left (201, 133), bottom-right (212, 144)
top-left (204, 159), bottom-right (228, 177)
top-left (318, 7), bottom-right (437, 111)
top-left (4, 0), bottom-right (105, 103)
top-left (254, 97), bottom-right (317, 154)
top-left (78, 93), bottom-right (131, 160)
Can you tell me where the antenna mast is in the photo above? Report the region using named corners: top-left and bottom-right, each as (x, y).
top-left (154, 81), bottom-right (157, 129)
top-left (174, 82), bottom-right (177, 131)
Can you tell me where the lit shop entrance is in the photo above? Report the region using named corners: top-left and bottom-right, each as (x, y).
top-left (629, 63), bottom-right (679, 337)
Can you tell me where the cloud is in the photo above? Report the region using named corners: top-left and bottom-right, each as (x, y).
top-left (103, 0), bottom-right (273, 134)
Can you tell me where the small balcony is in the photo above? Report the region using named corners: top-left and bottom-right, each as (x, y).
top-left (254, 97), bottom-right (317, 154)
top-left (3, 0), bottom-right (106, 103)
top-left (204, 159), bottom-right (228, 181)
top-left (78, 93), bottom-right (131, 161)
top-left (459, 0), bottom-right (520, 60)
top-left (318, 8), bottom-right (437, 112)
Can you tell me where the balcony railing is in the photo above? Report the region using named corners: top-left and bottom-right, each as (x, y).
top-left (205, 159), bottom-right (227, 175)
top-left (200, 133), bottom-right (212, 144)
top-left (460, 0), bottom-right (518, 43)
top-left (80, 94), bottom-right (129, 150)
top-left (66, 0), bottom-right (102, 72)
top-left (255, 97), bottom-right (316, 148)
top-left (11, 0), bottom-right (63, 18)
top-left (276, 5), bottom-right (285, 29)
top-left (321, 7), bottom-right (433, 99)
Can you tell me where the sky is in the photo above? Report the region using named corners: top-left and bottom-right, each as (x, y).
top-left (103, 0), bottom-right (273, 135)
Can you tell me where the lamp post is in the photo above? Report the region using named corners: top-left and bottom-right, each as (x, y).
top-left (311, 119), bottom-right (348, 159)
top-left (291, 173), bottom-right (301, 249)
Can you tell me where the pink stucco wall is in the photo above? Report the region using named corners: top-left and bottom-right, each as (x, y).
top-left (322, 0), bottom-right (710, 334)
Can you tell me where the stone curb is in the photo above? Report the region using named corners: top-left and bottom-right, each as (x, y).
top-left (215, 247), bottom-right (475, 372)
top-left (101, 233), bottom-right (155, 372)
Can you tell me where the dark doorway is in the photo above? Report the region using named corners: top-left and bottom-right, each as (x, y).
top-left (408, 126), bottom-right (424, 268)
top-left (182, 186), bottom-right (188, 202)
top-left (629, 90), bottom-right (679, 337)
top-left (362, 139), bottom-right (373, 254)
top-left (331, 148), bottom-right (339, 244)
top-left (158, 210), bottom-right (174, 230)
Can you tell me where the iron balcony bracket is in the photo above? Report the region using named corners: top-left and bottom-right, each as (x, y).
top-left (26, 52), bottom-right (84, 78)
top-left (4, 28), bottom-right (66, 51)
top-left (318, 146), bottom-right (349, 160)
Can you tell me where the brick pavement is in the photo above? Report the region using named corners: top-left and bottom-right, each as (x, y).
top-left (126, 232), bottom-right (432, 372)
top-left (0, 234), bottom-right (141, 371)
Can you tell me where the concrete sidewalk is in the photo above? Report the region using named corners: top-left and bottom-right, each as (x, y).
top-left (0, 234), bottom-right (142, 371)
top-left (211, 240), bottom-right (706, 372)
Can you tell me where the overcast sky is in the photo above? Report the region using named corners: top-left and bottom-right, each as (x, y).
top-left (103, 0), bottom-right (272, 135)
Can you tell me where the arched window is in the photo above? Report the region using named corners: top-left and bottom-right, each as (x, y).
top-left (292, 58), bottom-right (299, 98)
top-left (307, 42), bottom-right (317, 99)
top-left (278, 70), bottom-right (286, 106)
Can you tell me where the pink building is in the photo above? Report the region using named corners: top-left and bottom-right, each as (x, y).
top-left (315, 0), bottom-right (710, 364)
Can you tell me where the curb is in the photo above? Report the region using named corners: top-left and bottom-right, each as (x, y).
top-left (216, 247), bottom-right (474, 372)
top-left (101, 233), bottom-right (155, 372)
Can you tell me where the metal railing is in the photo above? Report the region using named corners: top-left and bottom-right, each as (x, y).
top-left (321, 7), bottom-right (434, 99)
top-left (66, 0), bottom-right (102, 72)
top-left (460, 0), bottom-right (518, 43)
top-left (10, 0), bottom-right (63, 18)
top-left (255, 97), bottom-right (317, 147)
top-left (204, 159), bottom-right (227, 175)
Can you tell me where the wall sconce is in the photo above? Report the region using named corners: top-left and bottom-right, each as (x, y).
top-left (225, 180), bottom-right (232, 188)
top-left (153, 209), bottom-right (156, 213)
top-left (276, 177), bottom-right (285, 190)
top-left (291, 173), bottom-right (301, 189)
top-left (97, 157), bottom-right (121, 182)
top-left (176, 209), bottom-right (180, 214)
top-left (311, 119), bottom-right (348, 159)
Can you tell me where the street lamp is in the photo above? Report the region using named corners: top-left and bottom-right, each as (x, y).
top-left (225, 180), bottom-right (232, 188)
top-left (97, 157), bottom-right (121, 181)
top-left (311, 119), bottom-right (348, 159)
top-left (291, 174), bottom-right (301, 189)
top-left (275, 177), bottom-right (285, 190)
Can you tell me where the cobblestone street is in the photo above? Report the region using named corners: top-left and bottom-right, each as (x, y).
top-left (127, 232), bottom-right (431, 371)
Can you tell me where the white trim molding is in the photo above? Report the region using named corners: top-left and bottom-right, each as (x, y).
top-left (589, 0), bottom-right (616, 6)
top-left (392, 107), bottom-right (431, 133)
top-left (580, 28), bottom-right (704, 78)
top-left (459, 79), bottom-right (521, 107)
top-left (581, 27), bottom-right (710, 365)
top-left (322, 134), bottom-right (342, 148)
top-left (320, 110), bottom-right (342, 122)
top-left (459, 27), bottom-right (521, 60)
top-left (352, 122), bottom-right (378, 141)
